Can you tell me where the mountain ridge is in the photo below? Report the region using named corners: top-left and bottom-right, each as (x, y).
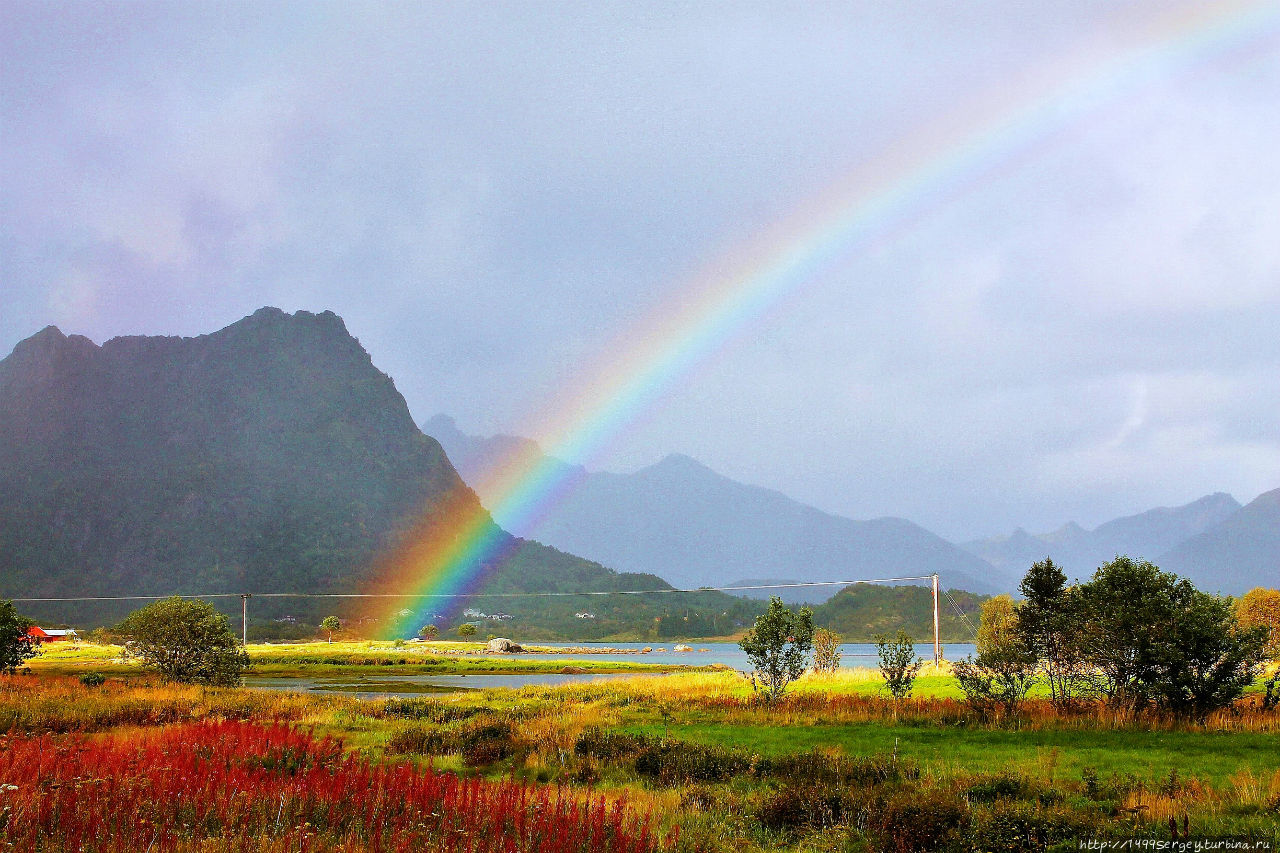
top-left (959, 491), bottom-right (1265, 592)
top-left (423, 414), bottom-right (1010, 597)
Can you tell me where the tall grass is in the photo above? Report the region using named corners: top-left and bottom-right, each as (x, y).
top-left (0, 674), bottom-right (352, 733)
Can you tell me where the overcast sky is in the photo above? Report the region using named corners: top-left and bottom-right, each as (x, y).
top-left (3, 1), bottom-right (1279, 541)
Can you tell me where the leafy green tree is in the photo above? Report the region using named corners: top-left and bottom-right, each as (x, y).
top-left (1149, 586), bottom-right (1266, 720)
top-left (320, 616), bottom-right (341, 644)
top-left (117, 597), bottom-right (249, 686)
top-left (812, 627), bottom-right (842, 674)
top-left (1, 600), bottom-right (38, 674)
top-left (1074, 557), bottom-right (1266, 717)
top-left (418, 624), bottom-right (439, 640)
top-left (1076, 556), bottom-right (1180, 708)
top-left (457, 623), bottom-right (477, 638)
top-left (1017, 558), bottom-right (1086, 706)
top-left (874, 629), bottom-right (922, 701)
top-left (739, 597), bottom-right (814, 702)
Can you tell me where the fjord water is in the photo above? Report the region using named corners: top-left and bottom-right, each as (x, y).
top-left (522, 642), bottom-right (976, 670)
top-left (245, 642), bottom-right (977, 698)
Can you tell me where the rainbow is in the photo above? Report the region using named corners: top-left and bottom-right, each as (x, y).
top-left (377, 0), bottom-right (1280, 637)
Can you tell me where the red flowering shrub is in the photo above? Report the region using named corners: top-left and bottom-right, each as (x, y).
top-left (0, 720), bottom-right (660, 853)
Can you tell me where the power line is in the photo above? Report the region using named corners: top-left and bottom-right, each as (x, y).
top-left (942, 589), bottom-right (980, 640)
top-left (8, 575), bottom-right (939, 603)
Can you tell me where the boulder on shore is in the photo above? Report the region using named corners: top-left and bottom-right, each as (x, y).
top-left (486, 637), bottom-right (523, 653)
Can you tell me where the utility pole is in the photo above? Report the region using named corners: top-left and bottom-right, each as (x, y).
top-left (931, 574), bottom-right (941, 666)
top-left (240, 594), bottom-right (252, 647)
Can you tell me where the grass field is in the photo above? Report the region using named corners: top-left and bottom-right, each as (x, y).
top-left (4, 646), bottom-right (1279, 852)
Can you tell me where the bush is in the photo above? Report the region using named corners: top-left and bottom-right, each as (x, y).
top-left (967, 801), bottom-right (1099, 852)
top-left (633, 739), bottom-right (751, 785)
top-left (385, 724), bottom-right (446, 755)
top-left (754, 785), bottom-right (846, 834)
top-left (875, 630), bottom-right (923, 701)
top-left (866, 789), bottom-right (969, 853)
top-left (459, 721), bottom-right (523, 766)
top-left (813, 628), bottom-right (842, 674)
top-left (78, 672), bottom-right (106, 688)
top-left (116, 597), bottom-right (249, 686)
top-left (964, 773), bottom-right (1029, 803)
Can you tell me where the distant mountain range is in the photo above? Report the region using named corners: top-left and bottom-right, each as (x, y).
top-left (961, 491), bottom-right (1277, 594)
top-left (426, 415), bottom-right (1278, 597)
top-left (423, 414), bottom-right (1009, 598)
top-left (0, 309), bottom-right (749, 636)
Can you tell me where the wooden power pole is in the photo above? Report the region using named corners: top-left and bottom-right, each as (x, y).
top-left (240, 594), bottom-right (252, 646)
top-left (931, 574), bottom-right (941, 666)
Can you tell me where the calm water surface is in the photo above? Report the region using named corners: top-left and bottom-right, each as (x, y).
top-left (245, 642), bottom-right (975, 698)
top-left (522, 641), bottom-right (975, 670)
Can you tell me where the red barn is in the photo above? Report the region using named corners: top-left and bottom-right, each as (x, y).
top-left (25, 627), bottom-right (77, 643)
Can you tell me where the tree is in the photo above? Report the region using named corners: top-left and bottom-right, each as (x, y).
top-left (1236, 588), bottom-right (1280, 660)
top-left (954, 596), bottom-right (1037, 716)
top-left (457, 623), bottom-right (477, 638)
top-left (1076, 557), bottom-right (1180, 708)
top-left (1017, 558), bottom-right (1086, 706)
top-left (1075, 557), bottom-right (1266, 717)
top-left (874, 629), bottom-right (923, 701)
top-left (320, 616), bottom-right (341, 644)
top-left (418, 624), bottom-right (439, 640)
top-left (812, 627), bottom-right (842, 674)
top-left (975, 595), bottom-right (1020, 658)
top-left (1, 600), bottom-right (37, 674)
top-left (117, 597), bottom-right (249, 686)
top-left (738, 597), bottom-right (815, 702)
top-left (1149, 585), bottom-right (1267, 720)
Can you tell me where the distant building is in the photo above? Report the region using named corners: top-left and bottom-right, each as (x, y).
top-left (574, 612), bottom-right (596, 620)
top-left (26, 627), bottom-right (78, 643)
top-left (489, 613), bottom-right (514, 621)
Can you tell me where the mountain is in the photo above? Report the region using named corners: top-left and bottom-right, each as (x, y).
top-left (423, 416), bottom-right (1008, 598)
top-left (960, 492), bottom-right (1243, 582)
top-left (1157, 488), bottom-right (1280, 594)
top-left (0, 309), bottom-right (730, 635)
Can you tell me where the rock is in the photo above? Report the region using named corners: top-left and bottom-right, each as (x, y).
top-left (486, 637), bottom-right (523, 653)
top-left (560, 666), bottom-right (589, 674)
top-left (673, 644), bottom-right (693, 652)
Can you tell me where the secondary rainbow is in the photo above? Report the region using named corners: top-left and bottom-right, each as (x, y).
top-left (378, 0), bottom-right (1280, 637)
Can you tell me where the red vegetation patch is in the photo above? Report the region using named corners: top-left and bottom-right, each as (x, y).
top-left (0, 721), bottom-right (663, 853)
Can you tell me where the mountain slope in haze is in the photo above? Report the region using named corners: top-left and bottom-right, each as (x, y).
top-left (1158, 488), bottom-right (1280, 594)
top-left (424, 415), bottom-right (1009, 597)
top-left (0, 310), bottom-right (700, 632)
top-left (961, 492), bottom-right (1243, 581)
